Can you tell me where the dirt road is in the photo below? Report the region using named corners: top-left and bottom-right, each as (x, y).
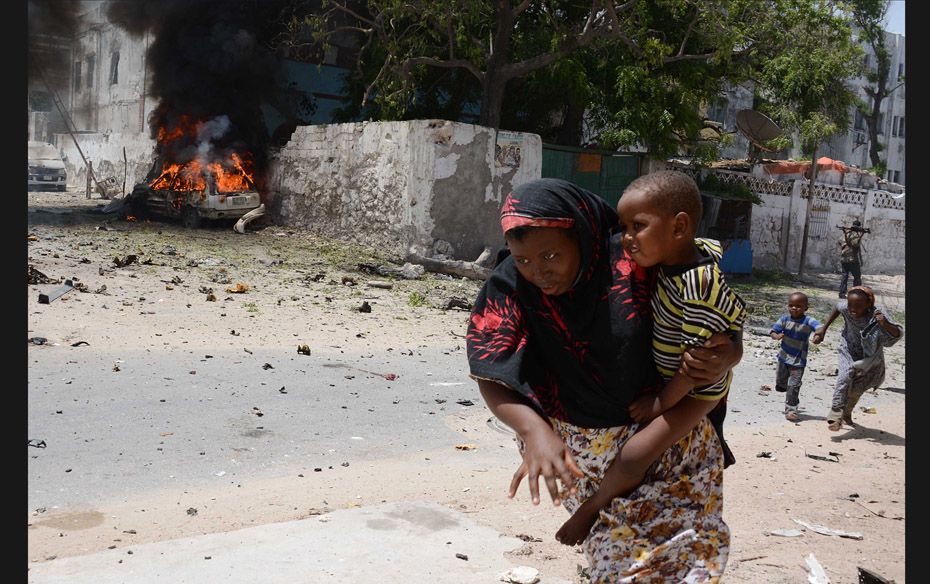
top-left (28, 191), bottom-right (906, 583)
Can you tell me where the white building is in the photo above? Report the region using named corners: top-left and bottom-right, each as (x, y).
top-left (715, 30), bottom-right (905, 187)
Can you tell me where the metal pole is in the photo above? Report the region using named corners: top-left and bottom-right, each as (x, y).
top-left (36, 62), bottom-right (103, 192)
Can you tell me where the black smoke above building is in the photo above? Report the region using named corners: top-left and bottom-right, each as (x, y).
top-left (105, 0), bottom-right (299, 182)
top-left (28, 0), bottom-right (83, 89)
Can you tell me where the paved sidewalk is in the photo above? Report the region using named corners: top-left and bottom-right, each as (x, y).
top-left (28, 501), bottom-right (568, 584)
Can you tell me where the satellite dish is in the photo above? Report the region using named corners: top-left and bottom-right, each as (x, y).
top-left (735, 109), bottom-right (783, 152)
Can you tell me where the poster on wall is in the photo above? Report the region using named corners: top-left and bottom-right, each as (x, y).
top-left (495, 131), bottom-right (523, 169)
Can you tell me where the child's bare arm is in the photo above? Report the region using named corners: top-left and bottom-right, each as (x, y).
top-left (812, 308), bottom-right (840, 343)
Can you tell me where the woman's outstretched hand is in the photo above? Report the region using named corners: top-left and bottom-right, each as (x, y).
top-left (509, 427), bottom-right (584, 507)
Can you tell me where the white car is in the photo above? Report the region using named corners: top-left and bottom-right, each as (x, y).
top-left (124, 157), bottom-right (262, 228)
top-left (28, 141), bottom-right (67, 192)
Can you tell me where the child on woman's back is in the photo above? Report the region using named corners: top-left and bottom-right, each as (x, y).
top-left (556, 170), bottom-right (746, 546)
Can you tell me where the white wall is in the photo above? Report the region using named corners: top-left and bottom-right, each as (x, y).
top-left (56, 131), bottom-right (157, 195)
top-left (268, 120), bottom-right (542, 260)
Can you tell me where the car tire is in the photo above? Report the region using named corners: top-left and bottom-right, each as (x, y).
top-left (181, 206), bottom-right (202, 229)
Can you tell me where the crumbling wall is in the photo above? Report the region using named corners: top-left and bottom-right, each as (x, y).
top-left (56, 131), bottom-right (156, 195)
top-left (268, 120), bottom-right (542, 260)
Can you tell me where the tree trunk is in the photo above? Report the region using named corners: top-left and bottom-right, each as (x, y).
top-left (797, 146), bottom-right (819, 277)
top-left (478, 0), bottom-right (514, 129)
top-left (479, 77), bottom-right (506, 129)
top-left (556, 99), bottom-right (586, 145)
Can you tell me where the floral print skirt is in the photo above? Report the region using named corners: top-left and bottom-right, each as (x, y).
top-left (551, 416), bottom-right (729, 583)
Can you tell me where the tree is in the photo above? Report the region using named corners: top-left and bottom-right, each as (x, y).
top-left (848, 0), bottom-right (905, 173)
top-left (280, 0), bottom-right (781, 131)
top-left (749, 1), bottom-right (862, 275)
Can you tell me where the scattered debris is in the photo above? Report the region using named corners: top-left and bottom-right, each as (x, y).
top-left (858, 567), bottom-right (893, 584)
top-left (358, 301), bottom-right (372, 313)
top-left (793, 518), bottom-right (863, 540)
top-left (358, 262), bottom-right (425, 280)
top-left (805, 452), bottom-right (840, 463)
top-left (112, 255), bottom-right (138, 267)
top-left (456, 400), bottom-right (475, 406)
top-left (366, 280), bottom-right (394, 289)
top-left (28, 337), bottom-right (48, 345)
top-left (28, 264), bottom-right (53, 285)
top-left (95, 176), bottom-right (122, 199)
top-left (382, 373), bottom-right (397, 381)
top-left (71, 341), bottom-right (89, 347)
top-left (860, 406), bottom-right (877, 414)
top-left (405, 246), bottom-right (492, 280)
top-left (499, 566), bottom-right (540, 584)
top-left (27, 439), bottom-right (47, 449)
top-left (297, 345), bottom-right (311, 355)
top-left (342, 276), bottom-right (357, 286)
top-left (760, 384), bottom-right (772, 391)
top-left (233, 203), bottom-right (266, 234)
top-left (225, 283), bottom-right (249, 293)
top-left (262, 363), bottom-right (274, 370)
top-left (445, 297), bottom-right (473, 311)
top-left (455, 553), bottom-right (469, 561)
top-left (186, 508), bottom-right (198, 516)
top-left (805, 553), bottom-right (830, 584)
top-left (764, 529), bottom-right (804, 537)
top-left (756, 452), bottom-right (773, 458)
top-left (454, 444), bottom-right (477, 451)
top-left (38, 279), bottom-right (75, 304)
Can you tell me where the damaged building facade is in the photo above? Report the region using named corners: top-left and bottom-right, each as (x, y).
top-left (29, 1), bottom-right (903, 274)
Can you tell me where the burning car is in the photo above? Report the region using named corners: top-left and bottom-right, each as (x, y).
top-left (124, 153), bottom-right (261, 228)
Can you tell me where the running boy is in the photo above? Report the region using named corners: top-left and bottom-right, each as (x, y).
top-left (556, 170), bottom-right (746, 546)
top-left (770, 292), bottom-right (822, 422)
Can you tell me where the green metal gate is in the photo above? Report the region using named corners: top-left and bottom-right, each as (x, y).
top-left (540, 144), bottom-right (643, 208)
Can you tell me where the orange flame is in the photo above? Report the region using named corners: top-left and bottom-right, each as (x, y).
top-left (151, 117), bottom-right (256, 193)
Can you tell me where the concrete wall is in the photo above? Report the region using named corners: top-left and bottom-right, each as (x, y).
top-left (268, 120), bottom-right (542, 260)
top-left (56, 131), bottom-right (157, 195)
top-left (662, 164), bottom-right (904, 274)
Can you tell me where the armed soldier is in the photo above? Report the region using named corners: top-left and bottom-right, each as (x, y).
top-left (838, 220), bottom-right (869, 298)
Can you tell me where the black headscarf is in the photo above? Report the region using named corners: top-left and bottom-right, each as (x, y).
top-left (467, 178), bottom-right (659, 428)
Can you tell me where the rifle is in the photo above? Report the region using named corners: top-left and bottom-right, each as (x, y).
top-left (837, 225), bottom-right (870, 234)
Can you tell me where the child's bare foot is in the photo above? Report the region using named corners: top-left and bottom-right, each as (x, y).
top-left (555, 517), bottom-right (591, 546)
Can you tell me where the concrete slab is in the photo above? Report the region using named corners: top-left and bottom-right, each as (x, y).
top-left (27, 501), bottom-right (565, 583)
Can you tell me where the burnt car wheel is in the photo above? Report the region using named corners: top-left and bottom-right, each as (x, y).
top-left (181, 206), bottom-right (202, 229)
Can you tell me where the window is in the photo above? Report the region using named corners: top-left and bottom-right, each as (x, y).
top-left (887, 169), bottom-right (893, 181)
top-left (109, 51), bottom-right (119, 85)
top-left (707, 97), bottom-right (728, 124)
top-left (893, 170), bottom-right (900, 183)
top-left (898, 62), bottom-right (905, 79)
top-left (86, 54), bottom-right (95, 88)
top-left (891, 116), bottom-right (899, 137)
top-left (898, 116), bottom-right (905, 137)
top-left (73, 61), bottom-right (82, 91)
top-left (877, 113), bottom-right (884, 135)
top-left (854, 110), bottom-right (865, 131)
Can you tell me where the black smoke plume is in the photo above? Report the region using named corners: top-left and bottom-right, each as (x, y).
top-left (105, 0), bottom-right (298, 184)
top-left (28, 0), bottom-right (83, 90)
